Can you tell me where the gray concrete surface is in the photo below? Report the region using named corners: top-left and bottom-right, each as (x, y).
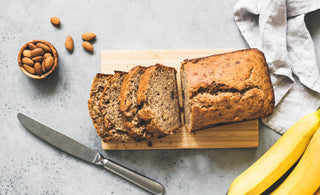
top-left (1, 0), bottom-right (319, 194)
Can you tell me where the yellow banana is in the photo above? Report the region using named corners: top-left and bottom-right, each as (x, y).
top-left (271, 126), bottom-right (320, 195)
top-left (227, 110), bottom-right (320, 195)
top-left (315, 187), bottom-right (320, 195)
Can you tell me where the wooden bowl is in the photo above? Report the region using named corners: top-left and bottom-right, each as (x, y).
top-left (18, 40), bottom-right (59, 79)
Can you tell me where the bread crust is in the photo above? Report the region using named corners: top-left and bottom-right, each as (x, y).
top-left (119, 66), bottom-right (146, 116)
top-left (137, 65), bottom-right (157, 106)
top-left (181, 48), bottom-right (275, 131)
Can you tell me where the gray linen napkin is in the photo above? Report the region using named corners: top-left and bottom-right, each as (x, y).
top-left (234, 0), bottom-right (320, 134)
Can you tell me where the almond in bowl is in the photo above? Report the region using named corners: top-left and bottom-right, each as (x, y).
top-left (18, 40), bottom-right (58, 79)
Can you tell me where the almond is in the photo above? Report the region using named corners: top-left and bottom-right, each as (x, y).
top-left (43, 53), bottom-right (52, 59)
top-left (82, 32), bottom-right (96, 41)
top-left (50, 17), bottom-right (60, 26)
top-left (23, 50), bottom-right (32, 58)
top-left (34, 62), bottom-right (43, 76)
top-left (22, 57), bottom-right (34, 66)
top-left (32, 56), bottom-right (44, 62)
top-left (42, 60), bottom-right (46, 73)
top-left (31, 48), bottom-right (45, 57)
top-left (23, 65), bottom-right (36, 74)
top-left (44, 56), bottom-right (54, 71)
top-left (27, 43), bottom-right (37, 50)
top-left (82, 41), bottom-right (94, 52)
top-left (65, 36), bottom-right (74, 52)
top-left (36, 43), bottom-right (51, 52)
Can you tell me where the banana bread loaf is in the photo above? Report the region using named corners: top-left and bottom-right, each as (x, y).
top-left (137, 64), bottom-right (181, 138)
top-left (181, 49), bottom-right (274, 132)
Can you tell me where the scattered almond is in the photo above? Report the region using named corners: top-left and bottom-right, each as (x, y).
top-left (36, 43), bottom-right (51, 52)
top-left (23, 65), bottom-right (36, 74)
top-left (34, 62), bottom-right (43, 76)
top-left (82, 32), bottom-right (96, 41)
top-left (44, 56), bottom-right (54, 70)
top-left (31, 48), bottom-right (45, 57)
top-left (27, 43), bottom-right (37, 50)
top-left (65, 36), bottom-right (74, 52)
top-left (32, 56), bottom-right (44, 62)
top-left (22, 57), bottom-right (34, 66)
top-left (82, 41), bottom-right (94, 52)
top-left (50, 17), bottom-right (60, 26)
top-left (23, 50), bottom-right (32, 58)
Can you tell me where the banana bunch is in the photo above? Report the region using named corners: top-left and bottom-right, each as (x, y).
top-left (228, 109), bottom-right (320, 195)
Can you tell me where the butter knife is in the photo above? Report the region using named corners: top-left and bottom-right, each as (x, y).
top-left (17, 113), bottom-right (164, 195)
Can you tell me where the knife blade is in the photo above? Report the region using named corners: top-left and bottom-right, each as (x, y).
top-left (17, 113), bottom-right (164, 195)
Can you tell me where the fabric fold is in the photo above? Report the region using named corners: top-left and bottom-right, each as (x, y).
top-left (234, 0), bottom-right (320, 134)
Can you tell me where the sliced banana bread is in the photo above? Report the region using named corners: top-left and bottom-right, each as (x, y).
top-left (88, 73), bottom-right (112, 138)
top-left (137, 64), bottom-right (181, 138)
top-left (181, 48), bottom-right (275, 132)
top-left (119, 66), bottom-right (148, 140)
top-left (100, 71), bottom-right (129, 142)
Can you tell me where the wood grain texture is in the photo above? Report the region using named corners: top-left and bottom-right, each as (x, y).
top-left (100, 49), bottom-right (259, 150)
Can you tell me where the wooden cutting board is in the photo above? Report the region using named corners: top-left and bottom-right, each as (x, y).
top-left (100, 49), bottom-right (259, 150)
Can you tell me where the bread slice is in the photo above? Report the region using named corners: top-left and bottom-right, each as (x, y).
top-left (137, 64), bottom-right (181, 138)
top-left (119, 66), bottom-right (148, 139)
top-left (181, 48), bottom-right (274, 132)
top-left (88, 73), bottom-right (112, 138)
top-left (100, 71), bottom-right (129, 142)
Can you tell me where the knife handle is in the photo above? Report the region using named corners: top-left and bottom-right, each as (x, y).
top-left (97, 156), bottom-right (164, 195)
